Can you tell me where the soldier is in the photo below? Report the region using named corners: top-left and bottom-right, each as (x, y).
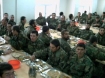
top-left (86, 35), bottom-right (105, 78)
top-left (47, 13), bottom-right (59, 30)
top-left (67, 20), bottom-right (79, 37)
top-left (58, 29), bottom-right (71, 57)
top-left (9, 15), bottom-right (16, 26)
top-left (74, 12), bottom-right (82, 23)
top-left (0, 18), bottom-right (8, 36)
top-left (66, 14), bottom-right (74, 26)
top-left (3, 13), bottom-right (9, 22)
top-left (0, 63), bottom-right (15, 78)
top-left (27, 30), bottom-right (44, 55)
top-left (36, 12), bottom-right (46, 26)
top-left (57, 15), bottom-right (67, 31)
top-left (38, 26), bottom-right (52, 48)
top-left (96, 27), bottom-right (105, 46)
top-left (19, 16), bottom-right (26, 31)
top-left (67, 43), bottom-right (93, 78)
top-left (6, 26), bottom-right (28, 51)
top-left (86, 13), bottom-right (94, 25)
top-left (31, 39), bottom-right (67, 72)
top-left (78, 23), bottom-right (94, 40)
top-left (92, 16), bottom-right (102, 27)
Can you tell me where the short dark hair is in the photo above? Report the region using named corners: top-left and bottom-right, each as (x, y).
top-left (4, 13), bottom-right (8, 15)
top-left (69, 14), bottom-right (73, 20)
top-left (50, 39), bottom-right (60, 47)
top-left (42, 26), bottom-right (49, 32)
top-left (52, 13), bottom-right (56, 15)
top-left (103, 12), bottom-right (105, 14)
top-left (12, 25), bottom-right (20, 33)
top-left (61, 29), bottom-right (68, 35)
top-left (29, 19), bottom-right (35, 26)
top-left (89, 35), bottom-right (97, 44)
top-left (30, 30), bottom-right (38, 36)
top-left (20, 16), bottom-right (26, 22)
top-left (0, 63), bottom-right (13, 76)
top-left (99, 27), bottom-right (105, 30)
top-left (76, 43), bottom-right (85, 49)
top-left (59, 12), bottom-right (64, 16)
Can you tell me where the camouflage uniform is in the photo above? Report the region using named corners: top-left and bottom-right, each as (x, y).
top-left (33, 47), bottom-right (67, 72)
top-left (36, 17), bottom-right (46, 26)
top-left (47, 17), bottom-right (59, 30)
top-left (74, 16), bottom-right (82, 23)
top-left (68, 54), bottom-right (93, 78)
top-left (8, 33), bottom-right (28, 51)
top-left (80, 13), bottom-right (88, 24)
top-left (86, 43), bottom-right (105, 78)
top-left (78, 29), bottom-right (94, 40)
top-left (57, 21), bottom-right (67, 31)
top-left (86, 17), bottom-right (94, 25)
top-left (9, 20), bottom-right (16, 26)
top-left (67, 25), bottom-right (79, 37)
top-left (58, 38), bottom-right (71, 57)
top-left (38, 32), bottom-right (52, 48)
top-left (0, 24), bottom-right (7, 36)
top-left (92, 20), bottom-right (102, 27)
top-left (19, 22), bottom-right (25, 31)
top-left (96, 33), bottom-right (105, 46)
top-left (5, 31), bottom-right (13, 38)
top-left (28, 38), bottom-right (44, 55)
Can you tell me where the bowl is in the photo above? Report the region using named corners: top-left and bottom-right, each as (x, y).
top-left (8, 60), bottom-right (20, 70)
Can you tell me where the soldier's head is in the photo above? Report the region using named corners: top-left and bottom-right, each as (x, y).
top-left (103, 12), bottom-right (105, 16)
top-left (1, 18), bottom-right (8, 26)
top-left (52, 13), bottom-right (56, 19)
top-left (69, 14), bottom-right (73, 20)
top-left (39, 12), bottom-right (42, 17)
top-left (59, 12), bottom-right (64, 16)
top-left (42, 26), bottom-right (49, 34)
top-left (61, 15), bottom-right (65, 21)
top-left (89, 35), bottom-right (97, 46)
top-left (99, 27), bottom-right (105, 35)
top-left (50, 39), bottom-right (60, 52)
top-left (30, 31), bottom-right (38, 42)
top-left (7, 22), bottom-right (12, 32)
top-left (78, 12), bottom-right (81, 16)
top-left (76, 43), bottom-right (86, 58)
top-left (0, 63), bottom-right (15, 78)
top-left (96, 16), bottom-right (100, 22)
top-left (61, 29), bottom-right (69, 40)
top-left (12, 25), bottom-right (20, 36)
top-left (85, 23), bottom-right (91, 30)
top-left (29, 19), bottom-right (36, 27)
top-left (20, 16), bottom-right (26, 24)
top-left (3, 13), bottom-right (8, 19)
top-left (70, 20), bottom-right (75, 26)
top-left (10, 15), bottom-right (14, 21)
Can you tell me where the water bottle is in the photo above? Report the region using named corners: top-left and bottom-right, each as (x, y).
top-left (28, 62), bottom-right (36, 78)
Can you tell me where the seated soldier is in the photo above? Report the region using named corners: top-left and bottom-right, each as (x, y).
top-left (38, 26), bottom-right (52, 48)
top-left (0, 63), bottom-right (15, 78)
top-left (9, 15), bottom-right (16, 26)
top-left (36, 12), bottom-right (46, 26)
top-left (66, 43), bottom-right (93, 78)
top-left (86, 13), bottom-right (94, 25)
top-left (47, 13), bottom-right (59, 30)
top-left (78, 23), bottom-right (94, 40)
top-left (92, 16), bottom-right (102, 27)
top-left (58, 29), bottom-right (71, 58)
top-left (27, 30), bottom-right (44, 55)
top-left (96, 27), bottom-right (105, 46)
top-left (86, 35), bottom-right (105, 78)
top-left (3, 13), bottom-right (9, 22)
top-left (74, 12), bottom-right (82, 23)
top-left (67, 20), bottom-right (79, 37)
top-left (5, 26), bottom-right (28, 51)
top-left (66, 14), bottom-right (74, 26)
top-left (31, 39), bottom-right (67, 72)
top-left (57, 15), bottom-right (67, 31)
top-left (0, 18), bottom-right (8, 36)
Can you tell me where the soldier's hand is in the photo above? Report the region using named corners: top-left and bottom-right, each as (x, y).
top-left (30, 55), bottom-right (36, 61)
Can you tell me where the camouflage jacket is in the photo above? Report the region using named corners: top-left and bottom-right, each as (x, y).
top-left (28, 38), bottom-right (44, 55)
top-left (0, 24), bottom-right (7, 36)
top-left (36, 17), bottom-right (46, 26)
top-left (69, 54), bottom-right (93, 78)
top-left (67, 25), bottom-right (79, 37)
top-left (78, 29), bottom-right (94, 40)
top-left (5, 31), bottom-right (13, 38)
top-left (86, 17), bottom-right (94, 25)
top-left (57, 21), bottom-right (67, 31)
top-left (74, 16), bottom-right (82, 23)
top-left (38, 32), bottom-right (52, 48)
top-left (9, 20), bottom-right (16, 26)
top-left (33, 47), bottom-right (68, 72)
top-left (92, 20), bottom-right (102, 27)
top-left (19, 22), bottom-right (24, 31)
top-left (96, 33), bottom-right (105, 46)
top-left (47, 17), bottom-right (59, 29)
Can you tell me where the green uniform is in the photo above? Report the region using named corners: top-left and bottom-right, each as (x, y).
top-left (36, 17), bottom-right (46, 26)
top-left (86, 17), bottom-right (94, 25)
top-left (58, 38), bottom-right (71, 57)
top-left (38, 32), bottom-right (52, 48)
top-left (80, 13), bottom-right (88, 24)
top-left (74, 16), bottom-right (82, 23)
top-left (57, 21), bottom-right (67, 31)
top-left (47, 17), bottom-right (59, 30)
top-left (86, 43), bottom-right (105, 78)
top-left (33, 47), bottom-right (67, 72)
top-left (69, 54), bottom-right (93, 78)
top-left (96, 33), bottom-right (105, 46)
top-left (78, 29), bottom-right (94, 40)
top-left (8, 33), bottom-right (28, 51)
top-left (19, 22), bottom-right (25, 31)
top-left (9, 20), bottom-right (16, 25)
top-left (0, 24), bottom-right (7, 36)
top-left (67, 25), bottom-right (79, 37)
top-left (5, 31), bottom-right (13, 38)
top-left (28, 38), bottom-right (44, 55)
top-left (92, 20), bottom-right (102, 27)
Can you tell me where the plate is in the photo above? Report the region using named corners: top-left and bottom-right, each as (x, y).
top-left (12, 53), bottom-right (22, 58)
